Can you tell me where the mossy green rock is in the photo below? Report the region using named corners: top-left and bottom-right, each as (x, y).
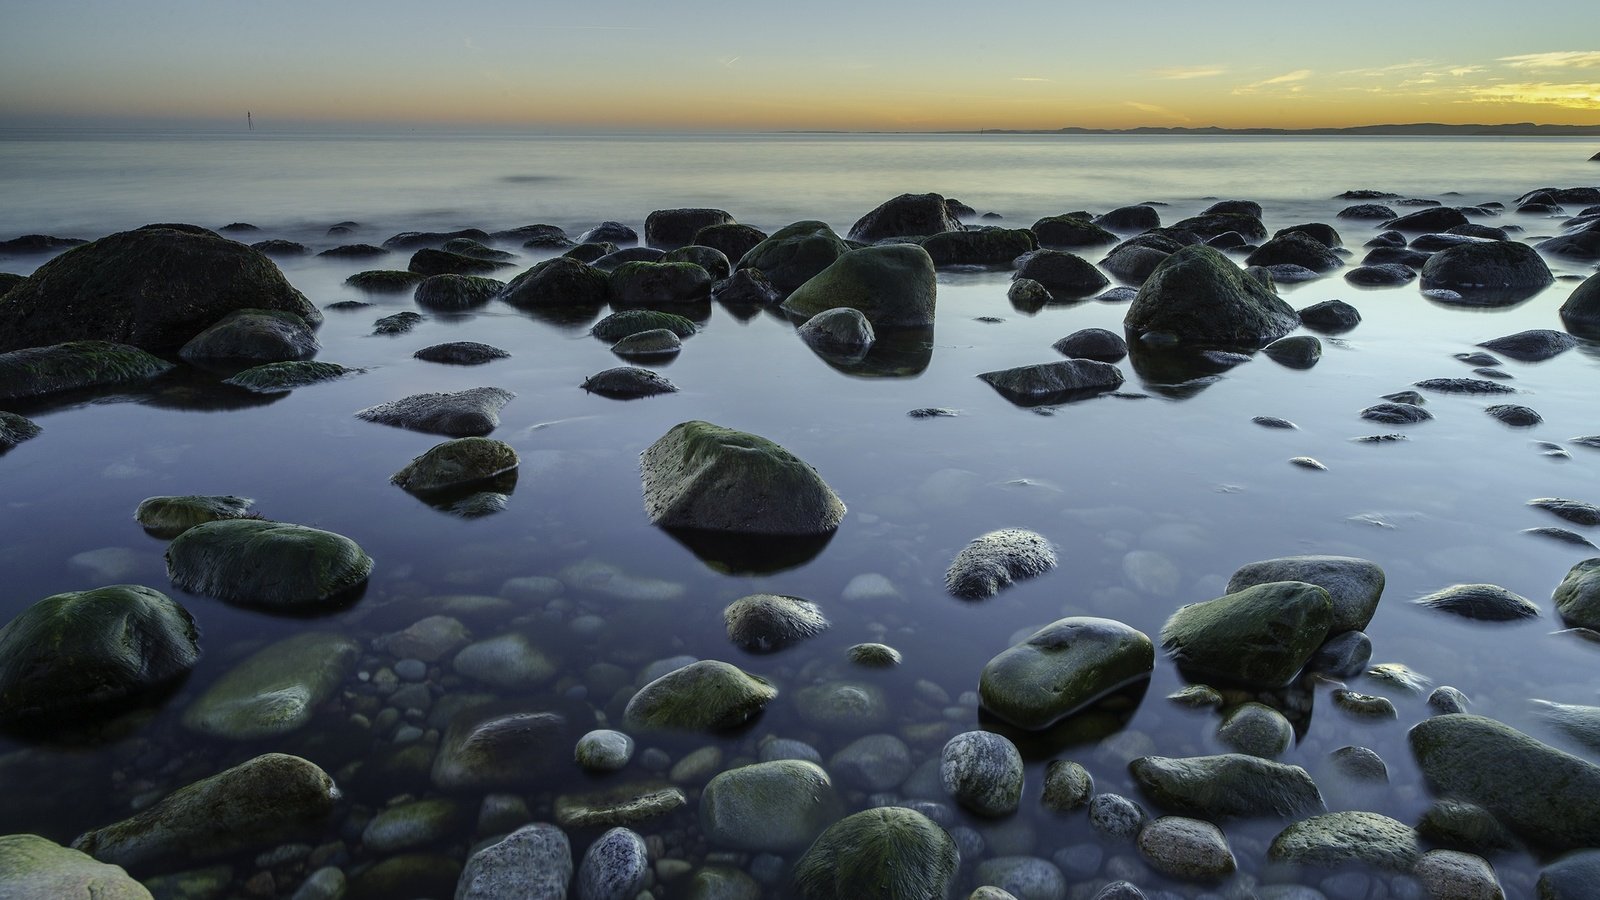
top-left (134, 494), bottom-right (255, 537)
top-left (1268, 811), bottom-right (1420, 872)
top-left (223, 360), bottom-right (354, 393)
top-left (979, 617), bottom-right (1154, 730)
top-left (177, 309), bottom-right (317, 363)
top-left (501, 257), bottom-right (610, 309)
top-left (662, 244), bottom-right (731, 280)
top-left (348, 853), bottom-right (461, 900)
top-left (391, 436), bottom-right (518, 493)
top-left (345, 269), bottom-right (424, 292)
top-left (1129, 754), bottom-right (1325, 819)
top-left (641, 420), bottom-right (845, 535)
top-left (699, 760), bottom-right (845, 851)
top-left (166, 519), bottom-right (373, 609)
top-left (1033, 214), bottom-right (1118, 248)
top-left (1226, 555), bottom-right (1385, 633)
top-left (1420, 240), bottom-right (1555, 292)
top-left (1410, 714), bottom-right (1600, 850)
top-left (0, 340), bottom-right (173, 400)
top-left (0, 410), bottom-right (41, 450)
top-left (413, 274), bottom-right (503, 310)
top-left (1160, 581), bottom-right (1332, 687)
top-left (736, 220), bottom-right (852, 294)
top-left (0, 585), bottom-right (201, 726)
top-left (182, 632), bottom-right (359, 740)
top-left (792, 807), bottom-right (958, 900)
top-left (431, 704), bottom-right (569, 789)
top-left (1125, 245), bottom-right (1300, 348)
top-left (612, 328), bottom-right (682, 358)
top-left (624, 660), bottom-right (776, 731)
top-left (610, 260), bottom-right (713, 306)
top-left (592, 309), bottom-right (697, 342)
top-left (407, 248), bottom-right (508, 278)
top-left (360, 797), bottom-right (467, 853)
top-left (0, 226), bottom-right (319, 352)
top-left (920, 228), bottom-right (1038, 267)
top-left (0, 834), bottom-right (152, 900)
top-left (1554, 558), bottom-right (1600, 629)
top-left (781, 245), bottom-right (936, 329)
top-left (72, 753), bottom-right (338, 866)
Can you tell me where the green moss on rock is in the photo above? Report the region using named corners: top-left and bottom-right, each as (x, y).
top-left (792, 807), bottom-right (958, 900)
top-left (222, 360), bottom-right (355, 393)
top-left (640, 420), bottom-right (845, 535)
top-left (624, 660), bottom-right (776, 731)
top-left (135, 494), bottom-right (256, 537)
top-left (182, 632), bottom-right (360, 739)
top-left (0, 340), bottom-right (174, 401)
top-left (165, 519), bottom-right (373, 609)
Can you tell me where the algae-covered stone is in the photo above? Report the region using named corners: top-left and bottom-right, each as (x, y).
top-left (724, 593), bottom-right (829, 651)
top-left (1125, 245), bottom-right (1299, 348)
top-left (413, 274), bottom-right (503, 310)
top-left (977, 359), bottom-right (1124, 406)
top-left (979, 617), bottom-right (1154, 730)
top-left (0, 410), bottom-right (41, 451)
top-left (1014, 248), bottom-right (1111, 297)
top-left (781, 244), bottom-right (937, 329)
top-left (408, 247), bottom-right (508, 277)
top-left (361, 797), bottom-right (467, 854)
top-left (0, 226), bottom-right (319, 352)
top-left (1160, 581), bottom-right (1332, 687)
top-left (391, 437), bottom-right (518, 493)
top-left (0, 834), bottom-right (152, 900)
top-left (920, 228), bottom-right (1037, 267)
top-left (554, 784), bottom-right (687, 829)
top-left (592, 309), bottom-right (697, 342)
top-left (693, 222), bottom-right (768, 263)
top-left (798, 307), bottom-right (875, 354)
top-left (611, 328), bottom-right (682, 359)
top-left (581, 366), bottom-right (678, 399)
top-left (1129, 754), bottom-right (1325, 819)
top-left (736, 221), bottom-right (852, 294)
top-left (0, 585), bottom-right (201, 726)
top-left (941, 731), bottom-right (1024, 817)
top-left (849, 193), bottom-right (962, 242)
top-left (182, 632), bottom-right (359, 739)
top-left (413, 341), bottom-right (509, 365)
top-left (1554, 558), bottom-right (1600, 629)
top-left (431, 705), bottom-right (569, 789)
top-left (1410, 714), bottom-right (1600, 851)
top-left (345, 269), bottom-right (424, 292)
top-left (166, 519), bottom-right (372, 609)
top-left (640, 420), bottom-right (845, 535)
top-left (1216, 702), bottom-right (1293, 758)
top-left (1561, 271), bottom-right (1600, 333)
top-left (946, 528), bottom-right (1058, 599)
top-left (1226, 555), bottom-right (1385, 634)
top-left (1420, 240), bottom-right (1554, 293)
top-left (624, 660), bottom-right (776, 731)
top-left (354, 386), bottom-right (514, 437)
top-left (1041, 760), bottom-right (1093, 811)
top-left (575, 729), bottom-right (635, 772)
top-left (177, 309), bottom-right (317, 363)
top-left (500, 257), bottom-right (610, 309)
top-left (135, 494), bottom-right (256, 537)
top-left (223, 360), bottom-right (355, 393)
top-left (0, 341), bottom-right (173, 401)
top-left (1267, 811), bottom-right (1420, 872)
top-left (1034, 214), bottom-right (1118, 248)
top-left (452, 633), bottom-right (556, 688)
top-left (72, 753), bottom-right (338, 866)
top-left (456, 823), bottom-right (571, 900)
top-left (609, 260), bottom-right (713, 306)
top-left (792, 807), bottom-right (958, 900)
top-left (699, 760), bottom-right (844, 852)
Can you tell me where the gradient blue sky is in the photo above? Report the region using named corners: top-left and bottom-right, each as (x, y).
top-left (3, 0), bottom-right (1598, 130)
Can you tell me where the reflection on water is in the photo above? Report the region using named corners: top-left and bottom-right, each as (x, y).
top-left (0, 135), bottom-right (1598, 897)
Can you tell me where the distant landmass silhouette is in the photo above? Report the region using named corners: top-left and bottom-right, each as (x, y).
top-left (978, 122), bottom-right (1600, 136)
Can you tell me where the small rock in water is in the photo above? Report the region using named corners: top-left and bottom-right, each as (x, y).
top-left (1352, 433), bottom-right (1408, 443)
top-left (1289, 456), bottom-right (1327, 470)
top-left (413, 341), bottom-right (509, 365)
top-left (611, 328), bottom-right (682, 360)
top-left (1298, 299), bottom-right (1362, 333)
top-left (907, 407), bottom-right (959, 418)
top-left (1137, 816), bottom-right (1237, 882)
top-left (1414, 377), bottom-right (1517, 395)
top-left (723, 593), bottom-right (829, 652)
top-left (941, 731), bottom-right (1024, 817)
top-left (1415, 583), bottom-right (1539, 620)
top-left (1366, 662), bottom-right (1432, 694)
top-left (1473, 366), bottom-right (1514, 380)
top-left (576, 827), bottom-right (648, 900)
top-left (1455, 351), bottom-right (1501, 367)
top-left (945, 528), bottom-right (1057, 600)
top-left (1529, 498), bottom-right (1600, 527)
top-left (1428, 686), bottom-right (1471, 715)
top-left (1262, 335), bottom-right (1322, 369)
top-left (1216, 702), bottom-right (1293, 758)
top-left (847, 642), bottom-right (902, 667)
top-left (1041, 760), bottom-right (1093, 811)
top-left (1524, 526), bottom-right (1598, 548)
top-left (1252, 416), bottom-right (1297, 429)
top-left (372, 311), bottom-right (423, 335)
top-left (1383, 390), bottom-right (1426, 405)
top-left (581, 366), bottom-right (677, 399)
top-left (355, 386), bottom-right (514, 437)
top-left (1485, 403), bottom-right (1542, 427)
top-left (1088, 794), bottom-right (1148, 839)
top-left (1330, 746), bottom-right (1388, 782)
top-left (1360, 402), bottom-right (1432, 424)
top-left (1478, 328), bottom-right (1578, 362)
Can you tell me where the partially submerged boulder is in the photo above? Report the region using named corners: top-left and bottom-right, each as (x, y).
top-left (134, 494), bottom-right (256, 537)
top-left (735, 221), bottom-right (852, 294)
top-left (623, 660), bottom-right (776, 731)
top-left (0, 341), bottom-right (173, 401)
top-left (1554, 558), bottom-right (1600, 629)
top-left (919, 228), bottom-right (1036, 267)
top-left (392, 437), bottom-right (519, 494)
top-left (1160, 581), bottom-right (1333, 687)
top-left (591, 309), bottom-right (697, 342)
top-left (1130, 754), bottom-right (1324, 819)
top-left (223, 360), bottom-right (355, 393)
top-left (1124, 245), bottom-right (1299, 348)
top-left (354, 386), bottom-right (514, 437)
top-left (609, 261), bottom-right (712, 307)
top-left (0, 410), bottom-right (42, 451)
top-left (1560, 271), bottom-right (1600, 334)
top-left (977, 359), bottom-right (1124, 406)
top-left (166, 519), bottom-right (373, 609)
top-left (582, 366), bottom-right (677, 399)
top-left (946, 528), bottom-right (1057, 599)
top-left (1014, 249), bottom-right (1111, 298)
top-left (640, 420), bottom-right (845, 535)
top-left (178, 309), bottom-right (318, 363)
top-left (0, 225), bottom-right (319, 352)
top-left (1419, 241), bottom-right (1554, 296)
top-left (979, 617), bottom-right (1154, 729)
top-left (500, 257), bottom-right (610, 309)
top-left (645, 208), bottom-right (735, 249)
top-left (0, 585), bottom-right (201, 727)
top-left (699, 760), bottom-right (844, 852)
top-left (781, 244), bottom-right (937, 329)
top-left (848, 193), bottom-right (962, 242)
top-left (414, 274), bottom-right (503, 310)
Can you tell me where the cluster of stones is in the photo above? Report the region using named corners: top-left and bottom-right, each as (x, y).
top-left (3, 183), bottom-right (1600, 899)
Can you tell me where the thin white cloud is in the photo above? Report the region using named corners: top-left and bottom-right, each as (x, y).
top-left (1466, 81), bottom-right (1600, 109)
top-left (1148, 65), bottom-right (1226, 80)
top-left (1446, 65), bottom-right (1484, 77)
top-left (1338, 60), bottom-right (1433, 77)
top-left (1012, 76), bottom-right (1052, 83)
top-left (1233, 69), bottom-right (1312, 94)
top-left (1499, 51), bottom-right (1600, 69)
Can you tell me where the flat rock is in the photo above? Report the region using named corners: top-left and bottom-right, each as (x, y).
top-left (977, 359), bottom-right (1124, 406)
top-left (182, 632), bottom-right (358, 739)
top-left (1129, 754), bottom-right (1324, 819)
top-left (134, 494), bottom-right (256, 538)
top-left (166, 519), bottom-right (372, 609)
top-left (1268, 811), bottom-right (1420, 871)
top-left (224, 360), bottom-right (355, 392)
top-left (581, 366), bottom-right (677, 399)
top-left (413, 341), bottom-right (509, 365)
top-left (0, 341), bottom-right (173, 401)
top-left (1415, 583), bottom-right (1539, 621)
top-left (355, 386), bottom-right (514, 436)
top-left (1415, 377), bottom-right (1517, 395)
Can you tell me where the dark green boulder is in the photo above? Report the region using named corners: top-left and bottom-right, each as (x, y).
top-left (792, 807), bottom-right (958, 900)
top-left (0, 341), bottom-right (173, 400)
top-left (781, 245), bottom-right (936, 329)
top-left (735, 221), bottom-right (852, 294)
top-left (223, 360), bottom-right (355, 393)
top-left (979, 617), bottom-right (1153, 729)
top-left (624, 660), bottom-right (777, 731)
top-left (166, 519), bottom-right (372, 609)
top-left (178, 309), bottom-right (318, 363)
top-left (640, 420), bottom-right (845, 534)
top-left (1125, 245), bottom-right (1299, 348)
top-left (134, 494), bottom-right (256, 537)
top-left (500, 257), bottom-right (610, 309)
top-left (1160, 581), bottom-right (1332, 687)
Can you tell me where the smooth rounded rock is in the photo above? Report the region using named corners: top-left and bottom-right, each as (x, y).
top-left (1160, 581), bottom-right (1332, 687)
top-left (1130, 754), bottom-right (1324, 819)
top-left (456, 823), bottom-right (571, 900)
top-left (575, 729), bottom-right (635, 772)
top-left (1137, 816), bottom-right (1236, 882)
top-left (0, 834), bottom-right (152, 900)
top-left (166, 519), bottom-right (372, 609)
top-left (979, 617), bottom-right (1154, 730)
top-left (392, 437), bottom-right (518, 493)
top-left (1125, 245), bottom-right (1299, 348)
top-left (1269, 811), bottom-right (1420, 872)
top-left (781, 244), bottom-right (937, 329)
top-left (182, 632), bottom-right (358, 739)
top-left (724, 593), bottom-right (829, 651)
top-left (942, 731), bottom-right (1025, 817)
top-left (1226, 556), bottom-right (1385, 634)
top-left (792, 807), bottom-right (958, 900)
top-left (577, 827), bottom-right (648, 900)
top-left (699, 760), bottom-right (844, 852)
top-left (624, 660), bottom-right (776, 731)
top-left (641, 420), bottom-right (845, 535)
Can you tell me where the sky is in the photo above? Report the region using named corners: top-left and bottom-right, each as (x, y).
top-left (2, 0), bottom-right (1598, 131)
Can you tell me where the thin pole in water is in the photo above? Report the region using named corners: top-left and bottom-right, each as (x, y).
top-left (247, 111), bottom-right (253, 131)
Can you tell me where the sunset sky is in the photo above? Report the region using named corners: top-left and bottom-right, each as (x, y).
top-left (3, 1), bottom-right (1597, 131)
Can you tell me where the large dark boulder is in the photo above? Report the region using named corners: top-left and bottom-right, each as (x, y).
top-left (1562, 271), bottom-right (1600, 333)
top-left (0, 226), bottom-right (319, 352)
top-left (1419, 241), bottom-right (1554, 294)
top-left (641, 420), bottom-right (845, 535)
top-left (1014, 249), bottom-right (1110, 298)
top-left (1245, 233), bottom-right (1343, 273)
top-left (608, 261), bottom-right (712, 307)
top-left (1096, 205), bottom-right (1161, 233)
top-left (500, 258), bottom-right (610, 309)
top-left (919, 229), bottom-right (1037, 267)
top-left (1539, 221), bottom-right (1600, 261)
top-left (848, 193), bottom-right (962, 242)
top-left (645, 209), bottom-right (734, 249)
top-left (736, 221), bottom-right (852, 294)
top-left (1160, 581), bottom-right (1333, 687)
top-left (1124, 245), bottom-right (1299, 348)
top-left (692, 223), bottom-right (767, 263)
top-left (1386, 207), bottom-right (1470, 233)
top-left (781, 245), bottom-right (936, 329)
top-left (167, 519), bottom-right (373, 610)
top-left (1171, 212), bottom-right (1267, 241)
top-left (1033, 215), bottom-right (1118, 248)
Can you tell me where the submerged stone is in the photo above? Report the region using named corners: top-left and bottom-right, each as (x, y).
top-left (798, 307), bottom-right (875, 354)
top-left (0, 834), bottom-right (152, 900)
top-left (412, 341), bottom-right (509, 365)
top-left (946, 528), bottom-right (1058, 599)
top-left (1226, 555), bottom-right (1385, 633)
top-left (623, 660), bottom-right (776, 731)
top-left (456, 823), bottom-right (571, 900)
top-left (0, 585), bottom-right (201, 727)
top-left (166, 519), bottom-right (373, 609)
top-left (699, 760), bottom-right (844, 852)
top-left (134, 494), bottom-right (256, 537)
top-left (611, 328), bottom-right (682, 359)
top-left (640, 420), bottom-right (845, 535)
top-left (1129, 754), bottom-right (1324, 820)
top-left (979, 616), bottom-right (1154, 729)
top-left (182, 632), bottom-right (359, 739)
top-left (223, 360), bottom-right (355, 392)
top-left (591, 309), bottom-right (697, 341)
top-left (0, 341), bottom-right (173, 401)
top-left (354, 386), bottom-right (514, 436)
top-left (431, 705), bottom-right (569, 789)
top-left (72, 753), bottom-right (338, 866)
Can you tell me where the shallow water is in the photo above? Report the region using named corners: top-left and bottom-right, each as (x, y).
top-left (1, 132), bottom-right (1599, 898)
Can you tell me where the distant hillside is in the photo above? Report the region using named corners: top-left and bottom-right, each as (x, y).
top-left (981, 123), bottom-right (1600, 136)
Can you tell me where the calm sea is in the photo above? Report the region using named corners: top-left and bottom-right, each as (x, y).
top-left (1, 131), bottom-right (1598, 898)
